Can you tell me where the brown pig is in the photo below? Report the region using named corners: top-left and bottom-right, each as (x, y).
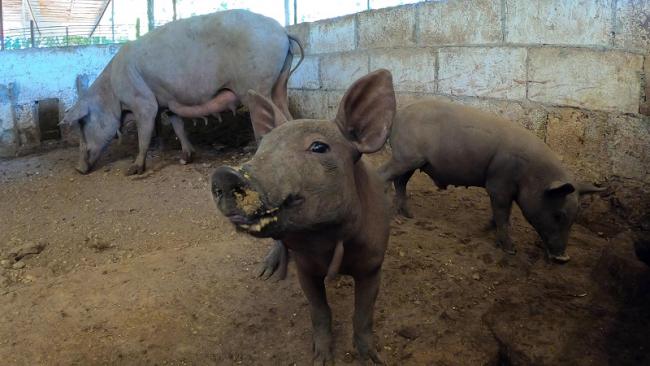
top-left (378, 99), bottom-right (604, 263)
top-left (210, 70), bottom-right (396, 364)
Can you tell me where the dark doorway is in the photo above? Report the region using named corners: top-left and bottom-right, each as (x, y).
top-left (37, 98), bottom-right (61, 141)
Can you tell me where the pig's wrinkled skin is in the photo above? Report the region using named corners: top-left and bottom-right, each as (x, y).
top-left (378, 99), bottom-right (605, 263)
top-left (211, 70), bottom-right (396, 364)
top-left (60, 10), bottom-right (302, 175)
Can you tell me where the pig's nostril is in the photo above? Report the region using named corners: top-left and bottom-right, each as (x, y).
top-left (283, 194), bottom-right (304, 208)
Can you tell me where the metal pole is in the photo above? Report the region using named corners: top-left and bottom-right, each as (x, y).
top-left (172, 0), bottom-right (177, 21)
top-left (0, 0), bottom-right (4, 51)
top-left (65, 26), bottom-right (69, 46)
top-left (147, 0), bottom-right (154, 32)
top-left (293, 0), bottom-right (297, 25)
top-left (30, 20), bottom-right (35, 47)
top-left (284, 0), bottom-right (290, 26)
top-left (367, 0), bottom-right (370, 10)
top-left (111, 0), bottom-right (115, 41)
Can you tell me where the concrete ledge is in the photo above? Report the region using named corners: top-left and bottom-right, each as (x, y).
top-left (417, 0), bottom-right (502, 45)
top-left (505, 0), bottom-right (612, 46)
top-left (357, 5), bottom-right (416, 49)
top-left (615, 0), bottom-right (650, 52)
top-left (307, 15), bottom-right (356, 54)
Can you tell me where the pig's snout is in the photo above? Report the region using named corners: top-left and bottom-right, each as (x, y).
top-left (211, 166), bottom-right (264, 217)
top-left (211, 166), bottom-right (249, 202)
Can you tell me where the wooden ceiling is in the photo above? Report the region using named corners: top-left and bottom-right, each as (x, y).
top-left (2, 0), bottom-right (111, 35)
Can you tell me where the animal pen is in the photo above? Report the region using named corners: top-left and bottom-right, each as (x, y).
top-left (0, 1), bottom-right (649, 365)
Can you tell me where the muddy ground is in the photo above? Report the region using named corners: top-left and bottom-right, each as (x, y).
top-left (0, 137), bottom-right (648, 366)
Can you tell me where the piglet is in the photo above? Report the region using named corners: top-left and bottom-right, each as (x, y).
top-left (378, 99), bottom-right (604, 263)
top-left (211, 70), bottom-right (395, 364)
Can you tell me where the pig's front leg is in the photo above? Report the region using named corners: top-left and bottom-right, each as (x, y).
top-left (353, 268), bottom-right (384, 364)
top-left (486, 185), bottom-right (516, 255)
top-left (393, 170), bottom-right (415, 218)
top-left (257, 240), bottom-right (288, 280)
top-left (296, 263), bottom-right (333, 365)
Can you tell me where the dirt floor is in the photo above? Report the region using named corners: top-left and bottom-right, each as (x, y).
top-left (0, 139), bottom-right (649, 366)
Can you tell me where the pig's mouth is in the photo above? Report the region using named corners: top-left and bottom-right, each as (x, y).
top-left (226, 193), bottom-right (304, 237)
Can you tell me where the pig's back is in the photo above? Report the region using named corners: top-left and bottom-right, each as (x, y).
top-left (393, 99), bottom-right (557, 188)
top-left (116, 10), bottom-right (289, 103)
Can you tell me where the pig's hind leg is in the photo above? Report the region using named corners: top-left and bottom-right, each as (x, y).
top-left (377, 158), bottom-right (423, 219)
top-left (486, 179), bottom-right (517, 255)
top-left (167, 115), bottom-right (195, 165)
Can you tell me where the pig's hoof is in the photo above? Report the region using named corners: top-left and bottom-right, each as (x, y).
top-left (126, 164), bottom-right (144, 176)
top-left (483, 219), bottom-right (496, 231)
top-left (497, 243), bottom-right (516, 255)
top-left (396, 206), bottom-right (413, 219)
top-left (180, 151), bottom-right (193, 165)
top-left (312, 346), bottom-right (334, 366)
top-left (354, 334), bottom-right (384, 365)
top-left (355, 341), bottom-right (384, 365)
top-left (549, 254), bottom-right (571, 263)
top-left (312, 336), bottom-right (334, 366)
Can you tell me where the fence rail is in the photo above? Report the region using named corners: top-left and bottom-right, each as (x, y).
top-left (1, 22), bottom-right (135, 50)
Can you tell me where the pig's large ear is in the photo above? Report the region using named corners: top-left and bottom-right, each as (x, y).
top-left (545, 181), bottom-right (575, 197)
top-left (334, 69), bottom-right (396, 154)
top-left (60, 100), bottom-right (89, 125)
top-left (247, 90), bottom-right (288, 141)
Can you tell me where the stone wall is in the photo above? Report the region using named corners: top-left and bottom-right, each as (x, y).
top-left (286, 0), bottom-right (650, 230)
top-left (0, 45), bottom-right (120, 157)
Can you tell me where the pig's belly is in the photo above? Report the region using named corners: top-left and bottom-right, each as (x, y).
top-left (423, 156), bottom-right (489, 189)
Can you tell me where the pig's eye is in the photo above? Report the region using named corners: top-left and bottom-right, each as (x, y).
top-left (309, 141), bottom-right (330, 154)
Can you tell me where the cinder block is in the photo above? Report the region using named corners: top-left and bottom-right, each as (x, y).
top-left (370, 48), bottom-right (436, 93)
top-left (545, 108), bottom-right (611, 181)
top-left (286, 22), bottom-right (310, 53)
top-left (288, 90), bottom-right (328, 119)
top-left (505, 0), bottom-right (612, 46)
top-left (358, 6), bottom-right (416, 49)
top-left (417, 0), bottom-right (502, 45)
top-left (448, 97), bottom-right (548, 139)
top-left (642, 56), bottom-right (650, 116)
top-left (606, 114), bottom-right (650, 182)
top-left (308, 15), bottom-right (356, 54)
top-left (528, 48), bottom-right (643, 113)
top-left (288, 56), bottom-right (320, 90)
top-left (288, 90), bottom-right (344, 120)
top-left (615, 0), bottom-right (650, 52)
top-left (438, 47), bottom-right (526, 99)
top-left (320, 52), bottom-right (369, 90)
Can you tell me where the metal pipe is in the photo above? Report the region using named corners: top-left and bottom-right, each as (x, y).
top-left (89, 0), bottom-right (112, 37)
top-left (111, 0), bottom-right (115, 41)
top-left (25, 0), bottom-right (41, 35)
top-left (30, 20), bottom-right (35, 48)
top-left (284, 0), bottom-right (290, 26)
top-left (0, 0), bottom-right (4, 50)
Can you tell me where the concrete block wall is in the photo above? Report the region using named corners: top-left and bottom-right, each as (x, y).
top-left (286, 0), bottom-right (650, 229)
top-left (0, 45), bottom-right (120, 156)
